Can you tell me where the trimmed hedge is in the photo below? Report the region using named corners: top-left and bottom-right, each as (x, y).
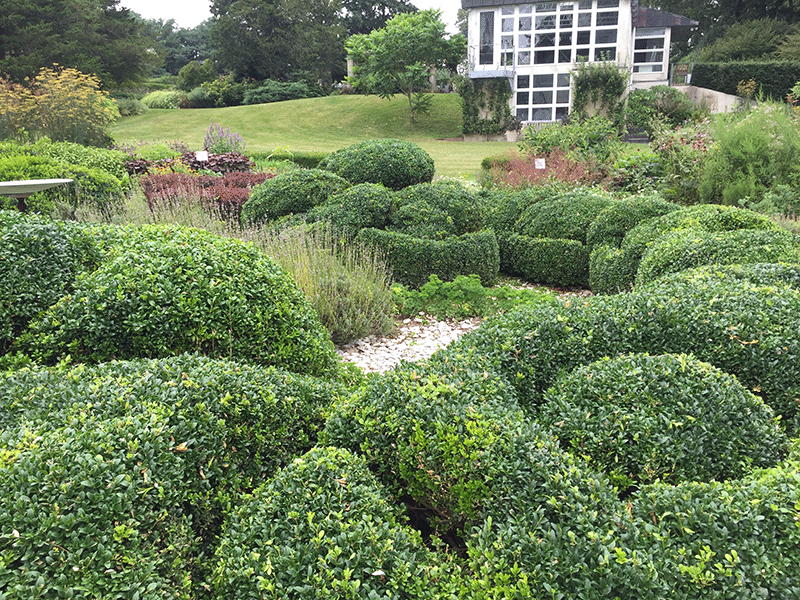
top-left (691, 61), bottom-right (800, 99)
top-left (248, 149), bottom-right (329, 169)
top-left (356, 227), bottom-right (499, 289)
top-left (31, 139), bottom-right (129, 181)
top-left (481, 185), bottom-right (558, 233)
top-left (498, 231), bottom-right (589, 287)
top-left (240, 169), bottom-right (351, 224)
top-left (17, 224), bottom-right (340, 377)
top-left (589, 243), bottom-right (640, 294)
top-left (513, 187), bottom-right (613, 244)
top-left (389, 181), bottom-right (484, 239)
top-left (0, 355), bottom-right (343, 596)
top-left (586, 194), bottom-right (680, 252)
top-left (212, 447), bottom-right (451, 600)
top-left (0, 212), bottom-right (100, 353)
top-left (319, 139), bottom-right (435, 190)
top-left (306, 182), bottom-right (394, 233)
top-left (636, 227), bottom-right (800, 286)
top-left (540, 353), bottom-right (787, 489)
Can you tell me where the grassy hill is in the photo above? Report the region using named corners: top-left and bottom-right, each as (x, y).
top-left (109, 94), bottom-right (515, 179)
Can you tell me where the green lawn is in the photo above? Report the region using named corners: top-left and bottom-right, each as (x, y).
top-left (109, 94), bottom-right (516, 180)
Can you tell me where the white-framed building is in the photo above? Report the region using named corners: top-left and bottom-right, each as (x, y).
top-left (462, 0), bottom-right (698, 124)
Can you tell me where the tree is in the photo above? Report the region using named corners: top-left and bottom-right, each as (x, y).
top-left (340, 0), bottom-right (417, 35)
top-left (346, 9), bottom-right (466, 122)
top-left (691, 18), bottom-right (795, 62)
top-left (0, 0), bottom-right (158, 87)
top-left (138, 17), bottom-right (214, 76)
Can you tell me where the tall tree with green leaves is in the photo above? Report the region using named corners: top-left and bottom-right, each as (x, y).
top-left (341, 0), bottom-right (417, 35)
top-left (346, 9), bottom-right (465, 122)
top-left (0, 0), bottom-right (158, 87)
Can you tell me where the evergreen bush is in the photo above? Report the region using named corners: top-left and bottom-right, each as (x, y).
top-left (498, 232), bottom-right (589, 287)
top-left (389, 181), bottom-right (484, 239)
top-left (319, 139), bottom-right (434, 190)
top-left (586, 194), bottom-right (680, 252)
top-left (513, 187), bottom-right (613, 244)
top-left (140, 89), bottom-right (188, 109)
top-left (306, 182), bottom-right (394, 233)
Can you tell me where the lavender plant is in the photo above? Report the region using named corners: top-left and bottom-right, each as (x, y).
top-left (203, 119), bottom-right (246, 154)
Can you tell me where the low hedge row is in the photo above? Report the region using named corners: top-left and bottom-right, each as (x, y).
top-left (513, 188), bottom-right (613, 244)
top-left (355, 228), bottom-right (499, 289)
top-left (498, 231), bottom-right (589, 287)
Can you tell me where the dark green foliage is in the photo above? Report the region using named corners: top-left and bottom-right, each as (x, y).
top-left (0, 212), bottom-right (100, 353)
top-left (440, 267), bottom-right (800, 432)
top-left (636, 227), bottom-right (800, 286)
top-left (0, 355), bottom-right (342, 596)
top-left (589, 243), bottom-right (639, 294)
top-left (630, 463), bottom-right (800, 599)
top-left (586, 194), bottom-right (680, 252)
top-left (18, 224), bottom-right (340, 377)
top-left (212, 446), bottom-right (451, 599)
top-left (626, 86), bottom-right (705, 135)
top-left (240, 169), bottom-right (351, 224)
top-left (30, 139), bottom-right (129, 181)
top-left (389, 181), bottom-right (484, 239)
top-left (481, 185), bottom-right (558, 232)
top-left (498, 232), bottom-right (589, 287)
top-left (457, 76), bottom-right (519, 136)
top-left (242, 79), bottom-right (320, 104)
top-left (688, 261), bottom-right (800, 290)
top-left (356, 227), bottom-right (499, 289)
top-left (691, 61), bottom-right (800, 98)
top-left (306, 182), bottom-right (394, 233)
top-left (249, 149), bottom-right (329, 169)
top-left (513, 188), bottom-right (613, 244)
top-left (318, 139), bottom-right (434, 190)
top-left (541, 353), bottom-right (787, 489)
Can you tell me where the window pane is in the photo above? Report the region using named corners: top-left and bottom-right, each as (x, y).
top-left (501, 52), bottom-right (514, 66)
top-left (532, 90), bottom-right (553, 104)
top-left (519, 3), bottom-right (533, 13)
top-left (501, 35), bottom-right (514, 49)
top-left (578, 0), bottom-right (591, 8)
top-left (536, 2), bottom-right (557, 11)
top-left (577, 30), bottom-right (590, 44)
top-left (556, 89), bottom-right (570, 103)
top-left (595, 29), bottom-right (617, 44)
top-left (635, 38), bottom-right (664, 50)
top-left (519, 16), bottom-right (532, 30)
top-left (560, 14), bottom-right (573, 28)
top-left (517, 108), bottom-right (530, 121)
top-left (634, 51), bottom-right (663, 63)
top-left (560, 3), bottom-right (574, 11)
top-left (518, 51), bottom-right (531, 65)
top-left (558, 49), bottom-right (572, 63)
top-left (479, 12), bottom-right (494, 64)
top-left (517, 74), bottom-right (530, 88)
top-left (560, 31), bottom-right (572, 45)
top-left (502, 18), bottom-right (514, 32)
top-left (517, 91), bottom-right (530, 105)
top-left (519, 34), bottom-right (533, 48)
top-left (534, 50), bottom-right (555, 63)
top-left (533, 107), bottom-right (553, 121)
top-left (536, 15), bottom-right (557, 29)
top-left (578, 12), bottom-right (591, 27)
top-left (557, 73), bottom-right (570, 87)
top-left (596, 11), bottom-right (619, 26)
top-left (501, 6), bottom-right (514, 15)
top-left (533, 74), bottom-right (554, 87)
top-left (556, 107), bottom-right (569, 120)
top-left (535, 33), bottom-right (555, 47)
top-left (594, 47), bottom-right (616, 60)
top-left (576, 48), bottom-right (590, 59)
top-left (634, 64), bottom-right (663, 73)
top-left (597, 0), bottom-right (619, 7)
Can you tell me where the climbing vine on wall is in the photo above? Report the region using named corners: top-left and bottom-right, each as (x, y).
top-left (456, 75), bottom-right (520, 136)
top-left (571, 60), bottom-right (629, 128)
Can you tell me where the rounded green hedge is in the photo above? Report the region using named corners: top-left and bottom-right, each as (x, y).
top-left (540, 353), bottom-right (787, 489)
top-left (18, 224), bottom-right (340, 377)
top-left (318, 139), bottom-right (435, 190)
top-left (513, 187), bottom-right (613, 244)
top-left (636, 227), bottom-right (800, 286)
top-left (306, 182), bottom-right (394, 233)
top-left (212, 446), bottom-right (449, 600)
top-left (0, 212), bottom-right (100, 353)
top-left (240, 169), bottom-right (351, 224)
top-left (389, 181), bottom-right (484, 240)
top-left (498, 231), bottom-right (589, 287)
top-left (586, 194), bottom-right (679, 252)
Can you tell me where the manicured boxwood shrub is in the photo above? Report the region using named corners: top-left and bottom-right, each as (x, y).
top-left (0, 354), bottom-right (344, 597)
top-left (481, 185), bottom-right (558, 232)
top-left (636, 227), bottom-right (800, 286)
top-left (248, 149), bottom-right (329, 169)
top-left (356, 227), bottom-right (499, 289)
top-left (0, 212), bottom-right (100, 353)
top-left (140, 89), bottom-right (188, 109)
top-left (630, 462), bottom-right (800, 599)
top-left (389, 181), bottom-right (484, 239)
top-left (212, 446), bottom-right (452, 600)
top-left (17, 224), bottom-right (340, 377)
top-left (589, 243), bottom-right (640, 294)
top-left (498, 231), bottom-right (589, 287)
top-left (306, 182), bottom-right (394, 233)
top-left (240, 169), bottom-right (351, 224)
top-left (540, 353), bottom-right (787, 490)
top-left (586, 194), bottom-right (680, 251)
top-left (30, 139), bottom-right (129, 181)
top-left (318, 139), bottom-right (435, 190)
top-left (438, 266), bottom-right (800, 433)
top-left (513, 187), bottom-right (613, 244)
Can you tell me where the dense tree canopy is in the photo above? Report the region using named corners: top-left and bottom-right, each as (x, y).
top-left (341, 0), bottom-right (417, 35)
top-left (0, 0), bottom-right (158, 87)
top-left (139, 17), bottom-right (214, 76)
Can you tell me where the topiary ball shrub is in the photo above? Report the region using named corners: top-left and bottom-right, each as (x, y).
top-left (212, 446), bottom-right (450, 599)
top-left (389, 181), bottom-right (484, 239)
top-left (18, 224), bottom-right (340, 377)
top-left (318, 139), bottom-right (435, 190)
top-left (635, 227), bottom-right (800, 287)
top-left (540, 353), bottom-right (787, 490)
top-left (240, 168), bottom-right (351, 225)
top-left (0, 212), bottom-right (100, 353)
top-left (305, 182), bottom-right (394, 233)
top-left (498, 231), bottom-right (589, 287)
top-left (513, 187), bottom-right (613, 244)
top-left (586, 193), bottom-right (680, 252)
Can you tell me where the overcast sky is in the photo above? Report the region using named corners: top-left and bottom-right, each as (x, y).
top-left (119, 0), bottom-right (459, 33)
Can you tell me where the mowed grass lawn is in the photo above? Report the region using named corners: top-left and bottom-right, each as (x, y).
top-left (109, 94), bottom-right (516, 180)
